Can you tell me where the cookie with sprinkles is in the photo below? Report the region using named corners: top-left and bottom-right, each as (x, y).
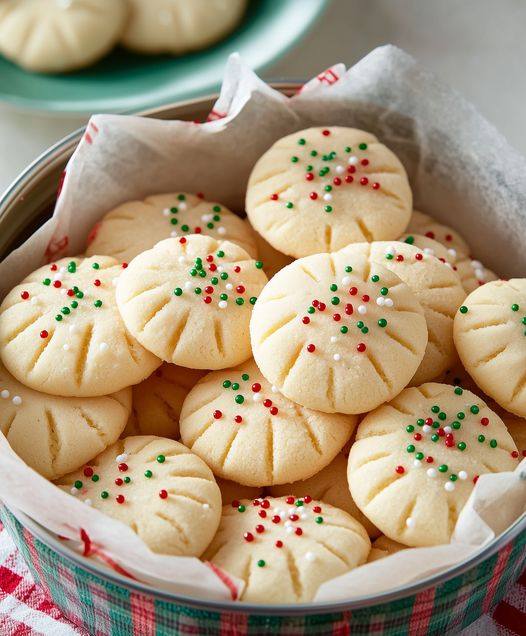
top-left (407, 210), bottom-right (470, 257)
top-left (246, 127), bottom-right (412, 258)
top-left (116, 235), bottom-right (268, 369)
top-left (348, 383), bottom-right (519, 547)
top-left (202, 496), bottom-right (370, 603)
top-left (250, 247), bottom-right (427, 413)
top-left (56, 435), bottom-right (221, 556)
top-left (216, 477), bottom-right (263, 506)
top-left (341, 241), bottom-right (466, 384)
top-left (268, 453), bottom-right (380, 538)
top-left (454, 279), bottom-right (526, 417)
top-left (124, 363), bottom-right (206, 439)
top-left (367, 535), bottom-right (407, 562)
top-left (179, 359), bottom-right (356, 486)
top-left (0, 255), bottom-right (160, 397)
top-left (0, 361), bottom-right (130, 480)
top-left (86, 193), bottom-right (257, 262)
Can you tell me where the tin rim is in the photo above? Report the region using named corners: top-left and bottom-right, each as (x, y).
top-left (1, 85), bottom-right (525, 614)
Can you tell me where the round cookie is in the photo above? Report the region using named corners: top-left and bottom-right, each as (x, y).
top-left (57, 436), bottom-right (221, 556)
top-left (0, 361), bottom-right (130, 480)
top-left (246, 127), bottom-right (412, 258)
top-left (407, 210), bottom-right (470, 257)
top-left (348, 383), bottom-right (519, 547)
top-left (367, 535), bottom-right (407, 562)
top-left (454, 280), bottom-right (526, 417)
top-left (124, 363), bottom-right (206, 439)
top-left (0, 256), bottom-right (160, 397)
top-left (86, 193), bottom-right (257, 263)
top-left (502, 414), bottom-right (526, 459)
top-left (179, 359), bottom-right (355, 486)
top-left (203, 495), bottom-right (370, 603)
top-left (0, 0), bottom-right (127, 73)
top-left (250, 226), bottom-right (293, 280)
top-left (216, 478), bottom-right (263, 506)
top-left (269, 454), bottom-right (380, 538)
top-left (250, 246), bottom-right (427, 414)
top-left (121, 0), bottom-right (246, 54)
top-left (116, 235), bottom-right (268, 370)
top-left (341, 241), bottom-right (466, 384)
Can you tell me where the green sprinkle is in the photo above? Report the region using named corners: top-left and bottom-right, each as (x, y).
top-left (43, 278), bottom-right (51, 286)
top-left (306, 164), bottom-right (313, 171)
top-left (452, 421), bottom-right (461, 430)
top-left (512, 303), bottom-right (520, 311)
top-left (406, 425), bottom-right (415, 433)
top-left (235, 395), bottom-right (244, 404)
top-left (250, 297), bottom-right (257, 305)
top-left (438, 412), bottom-right (447, 421)
top-left (415, 452), bottom-right (424, 460)
top-left (431, 405), bottom-right (440, 413)
top-left (331, 296), bottom-right (340, 305)
top-left (324, 205), bottom-right (333, 213)
top-left (291, 156), bottom-right (299, 163)
top-left (74, 480), bottom-right (83, 489)
top-left (238, 505), bottom-right (246, 512)
top-left (124, 477), bottom-right (131, 484)
top-left (220, 272), bottom-right (229, 280)
top-left (490, 439), bottom-right (497, 448)
top-left (298, 138), bottom-right (306, 145)
top-left (223, 380), bottom-right (231, 388)
top-left (236, 298), bottom-right (244, 306)
top-left (213, 214), bottom-right (221, 221)
top-left (211, 277), bottom-right (219, 285)
top-left (286, 202), bottom-right (293, 209)
top-left (212, 205), bottom-right (221, 213)
top-left (219, 294), bottom-right (228, 301)
top-left (380, 287), bottom-right (388, 296)
top-left (431, 434), bottom-right (439, 442)
top-left (371, 275), bottom-right (380, 283)
top-left (404, 235), bottom-right (415, 245)
top-left (257, 560), bottom-right (266, 567)
top-left (295, 500), bottom-right (304, 507)
top-left (71, 301), bottom-right (78, 309)
top-left (432, 421), bottom-right (440, 429)
top-left (330, 283), bottom-right (338, 292)
top-left (457, 442), bottom-right (467, 451)
top-left (450, 474), bottom-right (458, 482)
top-left (255, 261), bottom-right (264, 269)
top-left (171, 218), bottom-right (178, 225)
top-left (144, 470), bottom-right (153, 478)
top-left (356, 321), bottom-right (364, 329)
top-left (76, 291), bottom-right (84, 299)
top-left (100, 491), bottom-right (109, 499)
top-left (194, 288), bottom-right (202, 295)
top-left (55, 315), bottom-right (62, 321)
top-left (181, 224), bottom-right (189, 232)
top-left (407, 445), bottom-right (415, 453)
top-left (67, 261), bottom-right (76, 273)
top-left (378, 318), bottom-right (387, 328)
top-left (190, 269), bottom-right (197, 277)
top-left (207, 223), bottom-right (214, 229)
top-left (345, 146), bottom-right (352, 153)
top-left (478, 435), bottom-right (485, 443)
top-left (416, 419), bottom-right (425, 427)
top-left (345, 266), bottom-right (353, 272)
top-left (340, 326), bottom-right (348, 334)
top-left (241, 373), bottom-right (249, 381)
top-left (454, 387), bottom-right (463, 395)
top-left (92, 263), bottom-right (100, 270)
top-left (324, 185), bottom-right (332, 192)
top-left (232, 383), bottom-right (240, 390)
top-left (310, 150), bottom-right (318, 157)
top-left (170, 207), bottom-right (178, 214)
top-left (216, 250), bottom-right (225, 258)
top-left (177, 194), bottom-right (186, 201)
top-left (307, 306), bottom-right (315, 314)
top-left (156, 455), bottom-right (165, 464)
top-left (315, 516), bottom-right (323, 524)
top-left (174, 288), bottom-right (183, 296)
top-left (358, 142), bottom-right (368, 150)
top-left (91, 475), bottom-right (99, 482)
top-left (459, 306), bottom-right (468, 314)
top-left (438, 464), bottom-right (448, 473)
top-left (385, 253), bottom-right (394, 260)
top-left (61, 307), bottom-right (70, 315)
top-left (94, 300), bottom-right (102, 308)
top-left (457, 412), bottom-right (465, 420)
top-left (470, 405), bottom-right (480, 414)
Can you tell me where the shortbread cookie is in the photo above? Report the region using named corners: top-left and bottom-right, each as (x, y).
top-left (502, 414), bottom-right (526, 459)
top-left (0, 0), bottom-right (127, 73)
top-left (124, 363), bottom-right (206, 439)
top-left (203, 496), bottom-right (370, 603)
top-left (269, 454), bottom-right (380, 538)
top-left (246, 127), bottom-right (412, 258)
top-left (407, 210), bottom-right (470, 257)
top-left (341, 241), bottom-right (465, 384)
top-left (251, 227), bottom-right (293, 279)
top-left (250, 247), bottom-right (427, 413)
top-left (0, 256), bottom-right (160, 397)
top-left (367, 535), bottom-right (407, 562)
top-left (116, 236), bottom-right (268, 369)
top-left (348, 383), bottom-right (519, 546)
top-left (86, 193), bottom-right (257, 263)
top-left (454, 280), bottom-right (526, 417)
top-left (0, 361), bottom-right (130, 480)
top-left (121, 0), bottom-right (246, 54)
top-left (216, 478), bottom-right (263, 506)
top-left (57, 436), bottom-right (221, 556)
top-left (180, 360), bottom-right (355, 486)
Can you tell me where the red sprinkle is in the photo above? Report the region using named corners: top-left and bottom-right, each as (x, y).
top-left (425, 232), bottom-right (435, 239)
top-left (307, 344), bottom-right (316, 353)
top-left (213, 410), bottom-right (222, 420)
top-left (349, 287), bottom-right (358, 296)
top-left (270, 193), bottom-right (278, 200)
top-left (396, 254), bottom-right (404, 262)
top-left (318, 302), bottom-right (326, 311)
top-left (425, 418), bottom-right (433, 426)
top-left (83, 467), bottom-right (94, 477)
top-left (232, 500), bottom-right (240, 508)
top-left (286, 497), bottom-right (295, 505)
top-left (480, 417), bottom-right (489, 426)
top-left (263, 399), bottom-right (272, 408)
top-left (289, 514), bottom-right (299, 521)
top-left (345, 175), bottom-right (354, 183)
top-left (303, 495), bottom-right (312, 503)
top-left (261, 500), bottom-right (270, 509)
top-left (203, 296), bottom-right (212, 304)
top-left (194, 227), bottom-right (202, 234)
top-left (306, 173), bottom-right (314, 182)
top-left (275, 540), bottom-right (283, 548)
top-left (234, 415), bottom-right (243, 424)
top-left (345, 303), bottom-right (354, 315)
top-left (115, 478), bottom-right (124, 486)
top-left (312, 506), bottom-right (321, 513)
top-left (322, 129), bottom-right (330, 136)
top-left (333, 313), bottom-right (341, 322)
top-left (236, 285), bottom-right (245, 294)
top-left (20, 291), bottom-right (29, 300)
top-left (118, 463), bottom-right (128, 472)
top-left (414, 433), bottom-right (422, 441)
top-left (159, 490), bottom-right (168, 500)
top-left (244, 532), bottom-right (254, 542)
top-left (372, 182), bottom-right (380, 190)
top-left (259, 510), bottom-right (267, 518)
top-left (122, 262), bottom-right (128, 268)
top-left (361, 159), bottom-right (369, 166)
top-left (357, 343), bottom-right (366, 353)
top-left (309, 192), bottom-right (318, 200)
top-left (50, 264), bottom-right (58, 271)
top-left (511, 450), bottom-right (519, 458)
top-left (426, 456), bottom-right (434, 463)
top-left (445, 234), bottom-right (453, 242)
top-left (270, 406), bottom-right (279, 416)
top-left (395, 465), bottom-right (405, 474)
top-left (205, 286), bottom-right (214, 294)
top-left (209, 263), bottom-right (217, 272)
top-left (53, 280), bottom-right (62, 288)
top-left (333, 177), bottom-right (342, 186)
top-left (362, 294), bottom-right (370, 302)
top-left (179, 237), bottom-right (187, 244)
top-left (312, 300), bottom-right (319, 307)
top-left (252, 383), bottom-right (261, 393)
top-left (255, 525), bottom-right (265, 534)
top-left (360, 177), bottom-right (369, 186)
top-left (40, 330), bottom-right (49, 339)
top-left (415, 253), bottom-right (423, 261)
top-left (272, 515), bottom-right (281, 524)
top-left (302, 316), bottom-right (310, 324)
top-left (295, 528), bottom-right (303, 536)
top-left (67, 289), bottom-right (75, 296)
top-left (94, 279), bottom-right (101, 286)
top-left (234, 266), bottom-right (241, 273)
top-left (347, 165), bottom-right (356, 174)
top-left (206, 255), bottom-right (214, 263)
top-left (116, 495), bottom-right (125, 504)
top-left (473, 476), bottom-right (479, 484)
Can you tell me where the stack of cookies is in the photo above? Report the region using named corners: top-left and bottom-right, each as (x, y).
top-left (0, 127), bottom-right (522, 604)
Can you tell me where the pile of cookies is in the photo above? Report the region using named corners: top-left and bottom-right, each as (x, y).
top-left (0, 126), bottom-right (523, 604)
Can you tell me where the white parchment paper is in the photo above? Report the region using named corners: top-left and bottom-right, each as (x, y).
top-left (0, 46), bottom-right (525, 603)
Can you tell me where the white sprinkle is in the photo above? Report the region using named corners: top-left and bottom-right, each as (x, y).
top-left (330, 336), bottom-right (338, 343)
top-left (305, 551), bottom-right (316, 562)
top-left (178, 256), bottom-right (186, 264)
top-left (333, 353), bottom-right (341, 361)
top-left (170, 230), bottom-right (178, 238)
top-left (271, 385), bottom-right (278, 393)
top-left (162, 208), bottom-right (170, 216)
top-left (458, 470), bottom-right (468, 480)
top-left (184, 281), bottom-right (192, 289)
top-left (60, 267), bottom-right (66, 274)
top-left (116, 453), bottom-right (128, 463)
top-left (0, 390), bottom-right (9, 399)
top-left (218, 301), bottom-right (227, 309)
top-left (284, 519), bottom-right (292, 528)
top-left (471, 260), bottom-right (482, 269)
top-left (341, 276), bottom-right (351, 285)
top-left (99, 342), bottom-right (108, 352)
top-left (406, 517), bottom-right (415, 528)
top-left (300, 513), bottom-right (308, 521)
top-left (335, 164), bottom-right (345, 174)
top-left (422, 425), bottom-right (432, 434)
top-left (226, 283), bottom-right (233, 291)
top-left (444, 426), bottom-right (452, 434)
top-left (427, 468), bottom-right (437, 478)
top-left (323, 193), bottom-right (333, 202)
top-left (413, 459), bottom-right (422, 468)
top-left (217, 266), bottom-right (224, 272)
top-left (444, 482), bottom-right (455, 492)
top-left (202, 503), bottom-right (210, 510)
top-left (474, 268), bottom-right (485, 280)
top-left (384, 298), bottom-right (394, 307)
top-left (423, 248), bottom-right (434, 256)
top-left (69, 325), bottom-right (77, 334)
top-left (84, 499), bottom-right (92, 506)
top-left (63, 344), bottom-right (70, 351)
top-left (12, 396), bottom-right (22, 406)
top-left (376, 297), bottom-right (385, 306)
top-left (53, 273), bottom-right (63, 282)
top-left (279, 510), bottom-right (286, 519)
top-left (348, 155), bottom-right (358, 165)
top-left (252, 393), bottom-right (261, 402)
top-left (179, 202), bottom-right (187, 211)
top-left (286, 526), bottom-right (294, 534)
top-left (287, 508), bottom-right (296, 516)
top-left (357, 305), bottom-right (367, 315)
top-left (70, 487), bottom-right (79, 495)
top-left (448, 248), bottom-right (457, 259)
top-left (217, 227), bottom-right (226, 235)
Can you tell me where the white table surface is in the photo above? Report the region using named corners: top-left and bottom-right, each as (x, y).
top-left (1, 0), bottom-right (525, 194)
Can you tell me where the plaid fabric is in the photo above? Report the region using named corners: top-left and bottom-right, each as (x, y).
top-left (0, 507), bottom-right (524, 635)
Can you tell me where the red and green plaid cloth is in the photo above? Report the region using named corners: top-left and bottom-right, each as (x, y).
top-left (0, 521), bottom-right (523, 636)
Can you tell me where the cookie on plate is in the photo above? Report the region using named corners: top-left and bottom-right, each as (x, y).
top-left (367, 535), bottom-right (407, 562)
top-left (348, 383), bottom-right (519, 546)
top-left (180, 360), bottom-right (355, 486)
top-left (454, 280), bottom-right (526, 417)
top-left (246, 127), bottom-right (412, 258)
top-left (124, 363), bottom-right (206, 439)
top-left (0, 256), bottom-right (160, 397)
top-left (86, 193), bottom-right (257, 263)
top-left (0, 361), bottom-right (130, 480)
top-left (407, 210), bottom-right (470, 257)
top-left (203, 495), bottom-right (370, 603)
top-left (0, 0), bottom-right (127, 73)
top-left (269, 453), bottom-right (380, 538)
top-left (250, 247), bottom-right (427, 413)
top-left (116, 235), bottom-right (268, 369)
top-left (121, 0), bottom-right (246, 54)
top-left (57, 436), bottom-right (221, 556)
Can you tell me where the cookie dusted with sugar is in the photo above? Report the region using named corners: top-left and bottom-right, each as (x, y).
top-left (0, 361), bottom-right (130, 480)
top-left (407, 210), bottom-right (470, 257)
top-left (180, 360), bottom-right (355, 486)
top-left (0, 256), bottom-right (160, 397)
top-left (269, 453), bottom-right (380, 538)
top-left (116, 235), bottom-right (268, 369)
top-left (341, 241), bottom-right (465, 384)
top-left (203, 495), bottom-right (370, 603)
top-left (348, 383), bottom-right (519, 547)
top-left (246, 127), bottom-right (412, 258)
top-left (250, 248), bottom-right (427, 414)
top-left (454, 280), bottom-right (526, 417)
top-left (86, 193), bottom-right (257, 263)
top-left (124, 363), bottom-right (206, 439)
top-left (57, 436), bottom-right (221, 556)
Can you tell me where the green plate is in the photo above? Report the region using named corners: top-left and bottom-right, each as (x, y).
top-left (0, 0), bottom-right (327, 114)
